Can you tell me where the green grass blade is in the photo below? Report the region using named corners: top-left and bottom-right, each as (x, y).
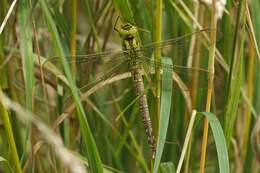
top-left (0, 19), bottom-right (8, 89)
top-left (251, 0), bottom-right (260, 114)
top-left (198, 112), bottom-right (230, 173)
top-left (17, 1), bottom-right (34, 168)
top-left (224, 0), bottom-right (246, 148)
top-left (0, 1), bottom-right (9, 90)
top-left (221, 0), bottom-right (233, 64)
top-left (153, 57), bottom-right (173, 173)
top-left (0, 89), bottom-right (22, 173)
top-left (38, 1), bottom-right (103, 172)
top-left (18, 0), bottom-right (34, 112)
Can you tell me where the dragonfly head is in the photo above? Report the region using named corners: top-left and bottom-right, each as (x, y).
top-left (116, 23), bottom-right (139, 50)
top-left (118, 23), bottom-right (138, 40)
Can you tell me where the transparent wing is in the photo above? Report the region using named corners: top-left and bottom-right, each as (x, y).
top-left (41, 53), bottom-right (132, 108)
top-left (42, 29), bottom-right (211, 93)
top-left (42, 50), bottom-right (129, 90)
top-left (137, 29), bottom-right (212, 92)
top-left (44, 29), bottom-right (210, 68)
top-left (44, 50), bottom-right (126, 65)
top-left (136, 29), bottom-right (211, 58)
top-left (140, 56), bottom-right (212, 91)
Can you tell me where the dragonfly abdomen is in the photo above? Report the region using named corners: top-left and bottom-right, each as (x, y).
top-left (130, 65), bottom-right (156, 157)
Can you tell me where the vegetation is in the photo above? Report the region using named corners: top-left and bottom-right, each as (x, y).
top-left (0, 0), bottom-right (259, 172)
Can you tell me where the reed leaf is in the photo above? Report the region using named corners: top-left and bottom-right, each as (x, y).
top-left (198, 112), bottom-right (230, 173)
top-left (153, 57), bottom-right (173, 173)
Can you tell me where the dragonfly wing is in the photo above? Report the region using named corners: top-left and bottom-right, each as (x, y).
top-left (136, 29), bottom-right (213, 91)
top-left (45, 49), bottom-right (126, 65)
top-left (33, 50), bottom-right (132, 108)
top-left (42, 51), bottom-right (129, 90)
top-left (138, 29), bottom-right (211, 59)
top-left (140, 57), bottom-right (212, 112)
top-left (62, 59), bottom-right (132, 107)
top-left (140, 59), bottom-right (212, 92)
top-left (77, 59), bottom-right (130, 91)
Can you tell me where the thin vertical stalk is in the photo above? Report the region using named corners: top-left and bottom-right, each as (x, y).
top-left (69, 0), bottom-right (78, 150)
top-left (0, 0), bottom-right (18, 34)
top-left (242, 39), bottom-right (255, 159)
top-left (0, 88), bottom-right (23, 173)
top-left (221, 0), bottom-right (233, 64)
top-left (246, 4), bottom-right (260, 64)
top-left (199, 0), bottom-right (217, 172)
top-left (83, 0), bottom-right (101, 51)
top-left (186, 2), bottom-right (200, 69)
top-left (71, 0), bottom-right (77, 78)
top-left (184, 4), bottom-right (204, 173)
top-left (0, 0), bottom-right (8, 92)
top-left (176, 110), bottom-right (197, 173)
top-left (154, 0), bottom-right (162, 137)
top-left (187, 4), bottom-right (205, 121)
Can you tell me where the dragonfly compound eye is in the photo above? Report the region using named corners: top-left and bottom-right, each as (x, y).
top-left (122, 23), bottom-right (133, 30)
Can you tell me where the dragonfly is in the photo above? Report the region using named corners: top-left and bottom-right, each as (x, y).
top-left (41, 22), bottom-right (213, 158)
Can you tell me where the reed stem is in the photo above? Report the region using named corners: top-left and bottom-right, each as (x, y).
top-left (242, 37), bottom-right (255, 160)
top-left (154, 0), bottom-right (162, 137)
top-left (199, 0), bottom-right (217, 172)
top-left (71, 0), bottom-right (77, 78)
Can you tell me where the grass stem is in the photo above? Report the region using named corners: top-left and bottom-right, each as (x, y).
top-left (199, 0), bottom-right (217, 172)
top-left (154, 0), bottom-right (162, 137)
top-left (71, 0), bottom-right (77, 78)
top-left (242, 38), bottom-right (255, 160)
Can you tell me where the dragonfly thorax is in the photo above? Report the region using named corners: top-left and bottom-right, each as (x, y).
top-left (122, 37), bottom-right (139, 50)
top-left (117, 23), bottom-right (140, 50)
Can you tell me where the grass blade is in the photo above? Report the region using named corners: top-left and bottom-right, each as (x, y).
top-left (198, 112), bottom-right (230, 173)
top-left (0, 89), bottom-right (22, 173)
top-left (18, 0), bottom-right (34, 112)
top-left (153, 57), bottom-right (173, 173)
top-left (224, 0), bottom-right (246, 149)
top-left (17, 1), bottom-right (35, 168)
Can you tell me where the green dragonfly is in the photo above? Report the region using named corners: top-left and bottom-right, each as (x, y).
top-left (42, 23), bottom-right (212, 157)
